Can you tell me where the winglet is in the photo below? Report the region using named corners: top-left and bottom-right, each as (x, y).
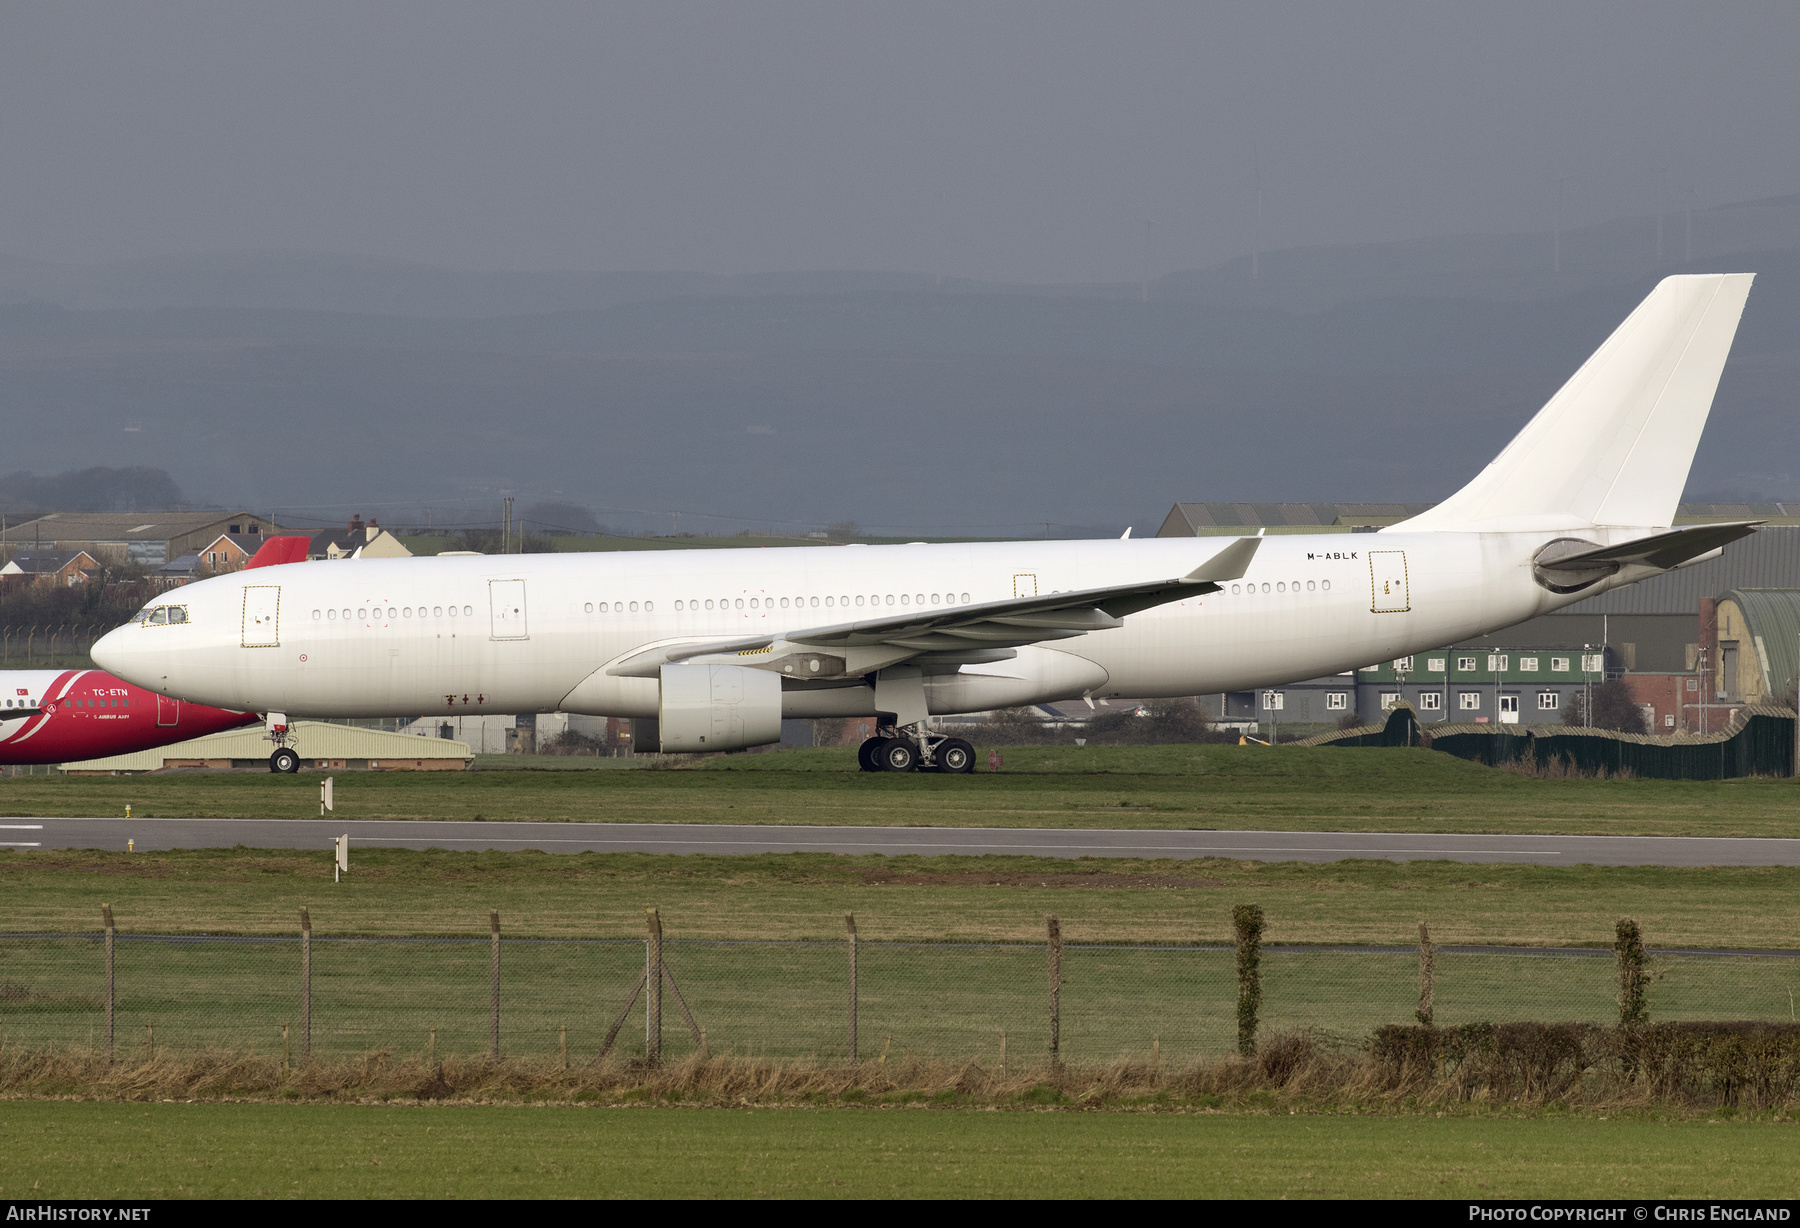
top-left (1182, 535), bottom-right (1260, 583)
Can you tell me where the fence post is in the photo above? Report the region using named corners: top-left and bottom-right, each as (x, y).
top-left (646, 908), bottom-right (663, 1064)
top-left (1416, 922), bottom-right (1435, 1026)
top-left (299, 907), bottom-right (312, 1064)
top-left (489, 910), bottom-right (501, 1060)
top-left (1046, 914), bottom-right (1062, 1066)
top-left (1616, 918), bottom-right (1648, 1027)
top-left (845, 912), bottom-right (858, 1063)
top-left (1233, 904), bottom-right (1264, 1057)
top-left (102, 904), bottom-right (115, 1062)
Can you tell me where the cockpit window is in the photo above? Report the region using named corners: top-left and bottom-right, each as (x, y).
top-left (135, 605), bottom-right (188, 626)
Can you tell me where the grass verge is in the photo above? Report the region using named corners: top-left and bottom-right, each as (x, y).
top-left (2, 1055), bottom-right (1797, 1198)
top-left (10, 744), bottom-right (1800, 836)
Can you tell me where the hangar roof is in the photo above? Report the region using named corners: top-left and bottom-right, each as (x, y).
top-left (1717, 588), bottom-right (1800, 698)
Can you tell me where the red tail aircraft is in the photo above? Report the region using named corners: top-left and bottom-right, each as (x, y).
top-left (0, 535), bottom-right (309, 766)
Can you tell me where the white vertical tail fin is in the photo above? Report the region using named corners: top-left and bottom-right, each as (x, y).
top-left (1400, 273), bottom-right (1753, 532)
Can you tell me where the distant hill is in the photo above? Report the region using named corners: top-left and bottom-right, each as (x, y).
top-left (4, 195), bottom-right (1796, 318)
top-left (0, 197), bottom-right (1793, 532)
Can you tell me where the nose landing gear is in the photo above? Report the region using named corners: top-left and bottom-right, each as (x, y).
top-left (265, 712), bottom-right (301, 773)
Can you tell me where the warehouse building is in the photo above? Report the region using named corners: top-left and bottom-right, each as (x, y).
top-left (0, 511), bottom-right (286, 567)
top-left (62, 720), bottom-right (471, 773)
top-left (1218, 647), bottom-right (1611, 731)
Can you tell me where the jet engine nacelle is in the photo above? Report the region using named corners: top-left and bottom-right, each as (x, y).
top-left (656, 663), bottom-right (783, 752)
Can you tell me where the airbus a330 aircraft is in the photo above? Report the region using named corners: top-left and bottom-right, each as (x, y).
top-left (94, 274), bottom-right (1758, 774)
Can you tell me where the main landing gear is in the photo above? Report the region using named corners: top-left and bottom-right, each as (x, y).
top-left (857, 728), bottom-right (975, 774)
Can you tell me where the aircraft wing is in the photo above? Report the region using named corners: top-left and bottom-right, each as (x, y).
top-left (606, 535), bottom-right (1261, 678)
top-left (1537, 521), bottom-right (1760, 573)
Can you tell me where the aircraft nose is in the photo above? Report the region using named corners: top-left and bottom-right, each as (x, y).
top-left (91, 625), bottom-right (141, 682)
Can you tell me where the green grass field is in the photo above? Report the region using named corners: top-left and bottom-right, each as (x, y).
top-left (2, 1101), bottom-right (1794, 1198)
top-left (14, 744), bottom-right (1800, 836)
top-left (7, 847), bottom-right (1800, 949)
top-left (7, 847), bottom-right (1799, 1063)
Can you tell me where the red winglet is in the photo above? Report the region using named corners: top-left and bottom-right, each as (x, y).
top-left (244, 536), bottom-right (311, 570)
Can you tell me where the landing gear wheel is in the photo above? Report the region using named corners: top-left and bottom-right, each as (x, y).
top-left (270, 748), bottom-right (300, 774)
top-left (879, 739), bottom-right (919, 772)
top-left (857, 737), bottom-right (887, 773)
top-left (935, 738), bottom-right (975, 774)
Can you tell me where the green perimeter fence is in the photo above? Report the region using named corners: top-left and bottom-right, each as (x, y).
top-left (4, 923), bottom-right (1798, 1065)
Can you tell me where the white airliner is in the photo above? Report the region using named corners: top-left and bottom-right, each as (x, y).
top-left (95, 274), bottom-right (1758, 774)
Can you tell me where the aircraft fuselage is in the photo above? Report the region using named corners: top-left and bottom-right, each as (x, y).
top-left (90, 531), bottom-right (1631, 721)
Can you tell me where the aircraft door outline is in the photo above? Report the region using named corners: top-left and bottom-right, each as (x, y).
top-left (1368, 551), bottom-right (1410, 614)
top-left (242, 586), bottom-right (281, 647)
top-left (1012, 573), bottom-right (1038, 598)
top-left (157, 695), bottom-right (179, 727)
top-left (489, 579), bottom-right (529, 640)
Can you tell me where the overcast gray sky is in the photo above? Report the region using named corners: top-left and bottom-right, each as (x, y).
top-left (2, 1), bottom-right (1797, 283)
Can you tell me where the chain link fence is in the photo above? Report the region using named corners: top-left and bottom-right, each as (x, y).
top-left (3, 917), bottom-right (1797, 1065)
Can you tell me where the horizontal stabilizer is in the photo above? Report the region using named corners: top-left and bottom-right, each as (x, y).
top-left (1536, 521), bottom-right (1761, 572)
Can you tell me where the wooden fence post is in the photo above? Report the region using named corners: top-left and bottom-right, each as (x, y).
top-left (489, 910), bottom-right (501, 1060)
top-left (646, 909), bottom-right (663, 1064)
top-left (1416, 922), bottom-right (1435, 1026)
top-left (1046, 914), bottom-right (1062, 1066)
top-left (1616, 918), bottom-right (1648, 1027)
top-left (101, 904), bottom-right (114, 1063)
top-left (1233, 903), bottom-right (1264, 1057)
top-left (299, 907), bottom-right (312, 1064)
top-left (845, 912), bottom-right (859, 1063)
